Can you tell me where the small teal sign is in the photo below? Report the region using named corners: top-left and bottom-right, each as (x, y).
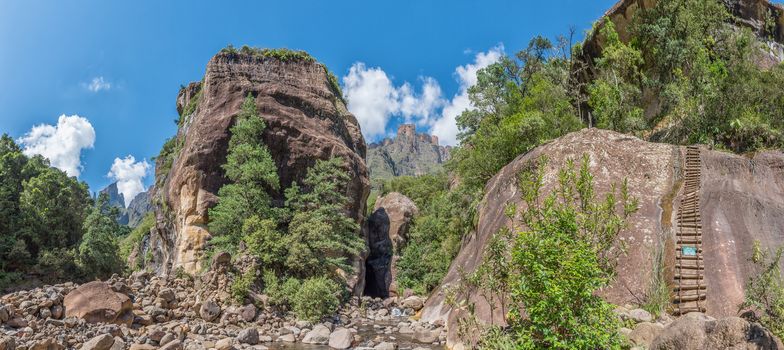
top-left (682, 246), bottom-right (697, 256)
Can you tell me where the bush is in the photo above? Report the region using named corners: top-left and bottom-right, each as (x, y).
top-left (741, 241), bottom-right (784, 339)
top-left (231, 268), bottom-right (257, 304)
top-left (448, 155), bottom-right (638, 349)
top-left (290, 276), bottom-right (341, 322)
top-left (503, 155), bottom-right (636, 349)
top-left (263, 271), bottom-right (301, 307)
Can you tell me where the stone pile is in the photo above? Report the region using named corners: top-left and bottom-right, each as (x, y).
top-left (0, 271), bottom-right (443, 350)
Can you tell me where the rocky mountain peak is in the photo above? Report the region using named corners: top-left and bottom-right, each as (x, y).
top-left (367, 124), bottom-right (451, 183)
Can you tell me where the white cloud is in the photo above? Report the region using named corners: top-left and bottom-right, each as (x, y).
top-left (108, 155), bottom-right (150, 207)
top-left (430, 46), bottom-right (504, 145)
top-left (343, 63), bottom-right (401, 139)
top-left (19, 115), bottom-right (96, 177)
top-left (342, 46), bottom-right (503, 146)
top-left (86, 76), bottom-right (111, 92)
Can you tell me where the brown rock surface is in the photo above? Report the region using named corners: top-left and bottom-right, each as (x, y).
top-left (63, 281), bottom-right (133, 325)
top-left (650, 315), bottom-right (783, 349)
top-left (419, 129), bottom-right (784, 347)
top-left (149, 50), bottom-right (369, 282)
top-left (365, 192), bottom-right (418, 297)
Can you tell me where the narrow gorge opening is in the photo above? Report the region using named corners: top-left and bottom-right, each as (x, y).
top-left (364, 208), bottom-right (393, 298)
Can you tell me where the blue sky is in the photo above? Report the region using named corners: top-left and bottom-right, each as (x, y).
top-left (0, 0), bottom-right (617, 199)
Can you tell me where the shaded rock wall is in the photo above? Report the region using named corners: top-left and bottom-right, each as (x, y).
top-left (149, 51), bottom-right (369, 286)
top-left (365, 192), bottom-right (418, 298)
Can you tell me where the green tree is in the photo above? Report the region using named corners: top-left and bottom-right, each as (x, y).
top-left (283, 157), bottom-right (364, 278)
top-left (588, 21), bottom-right (646, 133)
top-left (208, 93), bottom-right (281, 253)
top-left (79, 193), bottom-right (124, 279)
top-left (18, 162), bottom-right (91, 256)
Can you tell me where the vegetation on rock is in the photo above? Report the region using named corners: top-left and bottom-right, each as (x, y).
top-left (449, 155), bottom-right (638, 349)
top-left (206, 93), bottom-right (362, 320)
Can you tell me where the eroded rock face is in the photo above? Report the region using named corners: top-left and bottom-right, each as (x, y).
top-left (63, 281), bottom-right (133, 325)
top-left (149, 51), bottom-right (369, 282)
top-left (420, 129), bottom-right (784, 348)
top-left (365, 192), bottom-right (418, 298)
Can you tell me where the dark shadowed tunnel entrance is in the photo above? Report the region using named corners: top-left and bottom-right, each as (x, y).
top-left (364, 208), bottom-right (393, 298)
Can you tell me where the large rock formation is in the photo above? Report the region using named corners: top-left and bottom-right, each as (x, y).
top-left (98, 182), bottom-right (129, 225)
top-left (97, 183), bottom-right (152, 228)
top-left (364, 192), bottom-right (418, 297)
top-left (420, 129), bottom-right (784, 347)
top-left (126, 190), bottom-right (152, 228)
top-left (367, 124), bottom-right (451, 184)
top-left (149, 50), bottom-right (369, 283)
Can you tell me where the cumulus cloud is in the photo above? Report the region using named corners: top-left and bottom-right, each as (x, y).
top-left (19, 115), bottom-right (96, 177)
top-left (108, 156), bottom-right (150, 206)
top-left (342, 46), bottom-right (503, 145)
top-left (86, 76), bottom-right (111, 92)
top-left (430, 46), bottom-right (504, 145)
top-left (343, 63), bottom-right (401, 139)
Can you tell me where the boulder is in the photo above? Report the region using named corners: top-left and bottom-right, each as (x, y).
top-left (238, 304), bottom-right (256, 322)
top-left (413, 328), bottom-right (441, 344)
top-left (400, 296), bottom-right (425, 311)
top-left (651, 315), bottom-right (783, 349)
top-left (0, 337), bottom-right (14, 350)
top-left (628, 322), bottom-right (662, 347)
top-left (149, 49), bottom-right (370, 293)
top-left (303, 325), bottom-right (331, 345)
top-left (159, 340), bottom-right (183, 350)
top-left (199, 300), bottom-right (221, 322)
top-left (237, 328), bottom-right (259, 345)
top-left (628, 308), bottom-right (653, 323)
top-left (80, 334), bottom-right (114, 350)
top-left (63, 281), bottom-right (133, 325)
top-left (365, 192), bottom-right (418, 297)
top-left (329, 328), bottom-right (353, 349)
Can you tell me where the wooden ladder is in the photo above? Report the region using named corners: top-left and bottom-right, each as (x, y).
top-left (672, 146), bottom-right (707, 315)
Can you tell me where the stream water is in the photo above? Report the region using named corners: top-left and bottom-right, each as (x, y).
top-left (266, 317), bottom-right (441, 350)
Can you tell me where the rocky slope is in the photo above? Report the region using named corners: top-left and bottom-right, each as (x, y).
top-left (0, 257), bottom-right (444, 350)
top-left (148, 50), bottom-right (369, 281)
top-left (420, 128), bottom-right (784, 347)
top-left (367, 124), bottom-right (451, 184)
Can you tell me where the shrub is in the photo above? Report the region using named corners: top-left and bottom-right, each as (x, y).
top-left (231, 268), bottom-right (257, 304)
top-left (263, 271), bottom-right (301, 307)
top-left (290, 276), bottom-right (341, 322)
top-left (741, 240), bottom-right (784, 339)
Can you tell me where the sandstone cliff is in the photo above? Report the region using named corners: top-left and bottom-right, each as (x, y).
top-left (148, 49), bottom-right (369, 278)
top-left (367, 124), bottom-right (451, 184)
top-left (420, 129), bottom-right (784, 346)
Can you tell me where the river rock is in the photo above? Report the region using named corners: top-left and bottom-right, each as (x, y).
top-left (237, 328), bottom-right (259, 345)
top-left (303, 325), bottom-right (331, 345)
top-left (329, 328), bottom-right (353, 349)
top-left (199, 300), bottom-right (220, 322)
top-left (80, 334), bottom-right (114, 350)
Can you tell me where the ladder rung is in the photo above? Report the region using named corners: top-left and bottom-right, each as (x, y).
top-left (674, 284), bottom-right (707, 291)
